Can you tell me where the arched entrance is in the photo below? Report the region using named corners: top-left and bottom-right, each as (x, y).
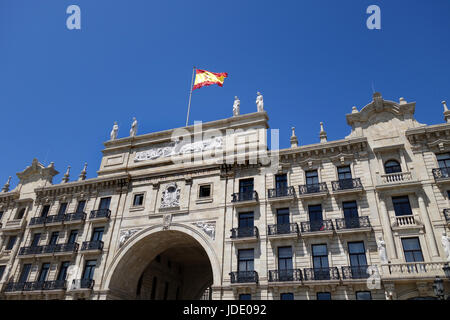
top-left (103, 224), bottom-right (220, 300)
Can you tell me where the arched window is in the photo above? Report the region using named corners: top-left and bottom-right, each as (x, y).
top-left (384, 160), bottom-right (401, 174)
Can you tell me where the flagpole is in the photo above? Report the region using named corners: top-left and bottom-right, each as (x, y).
top-left (186, 66), bottom-right (196, 127)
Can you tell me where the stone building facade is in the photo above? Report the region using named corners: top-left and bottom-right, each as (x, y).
top-left (0, 92), bottom-right (449, 300)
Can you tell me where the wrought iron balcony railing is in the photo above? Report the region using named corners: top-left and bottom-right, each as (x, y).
top-left (231, 191), bottom-right (258, 202)
top-left (230, 226), bottom-right (259, 239)
top-left (341, 265), bottom-right (371, 279)
top-left (29, 216), bottom-right (46, 226)
top-left (81, 240), bottom-right (104, 251)
top-left (4, 282), bottom-right (26, 292)
top-left (45, 214), bottom-right (66, 224)
top-left (268, 269), bottom-right (302, 282)
top-left (298, 182), bottom-right (328, 195)
top-left (267, 186), bottom-right (295, 198)
top-left (229, 271), bottom-right (258, 284)
top-left (267, 223), bottom-right (299, 236)
top-left (300, 219), bottom-right (334, 233)
top-left (331, 178), bottom-right (362, 191)
top-left (23, 281), bottom-right (46, 291)
top-left (443, 209), bottom-right (450, 222)
top-left (65, 212), bottom-right (87, 222)
top-left (303, 267), bottom-right (340, 281)
top-left (334, 216), bottom-right (371, 230)
top-left (89, 209), bottom-right (111, 220)
top-left (18, 245), bottom-right (44, 256)
top-left (54, 242), bottom-right (79, 254)
top-left (43, 280), bottom-right (67, 290)
top-left (70, 279), bottom-right (95, 290)
top-left (432, 167), bottom-right (450, 180)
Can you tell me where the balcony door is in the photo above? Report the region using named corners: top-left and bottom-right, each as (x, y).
top-left (437, 153), bottom-right (450, 178)
top-left (392, 196), bottom-right (412, 216)
top-left (305, 170), bottom-right (319, 192)
top-left (19, 264), bottom-right (32, 283)
top-left (41, 205), bottom-right (50, 218)
top-left (91, 227), bottom-right (104, 242)
top-left (276, 208), bottom-right (290, 234)
top-left (278, 246), bottom-right (293, 281)
top-left (57, 203), bottom-right (67, 216)
top-left (239, 179), bottom-right (254, 200)
top-left (38, 263), bottom-right (50, 282)
top-left (308, 204), bottom-right (323, 232)
top-left (83, 260), bottom-right (97, 280)
top-left (343, 201), bottom-right (359, 228)
top-left (348, 242), bottom-right (368, 279)
top-left (31, 233), bottom-right (41, 247)
top-left (76, 200), bottom-right (86, 213)
top-left (312, 244), bottom-right (329, 280)
top-left (68, 230), bottom-right (78, 244)
top-left (238, 249), bottom-right (254, 282)
top-left (337, 166), bottom-right (353, 189)
top-left (275, 174), bottom-right (287, 196)
top-left (98, 197), bottom-right (111, 210)
top-left (57, 261), bottom-right (70, 281)
top-left (401, 237), bottom-right (425, 272)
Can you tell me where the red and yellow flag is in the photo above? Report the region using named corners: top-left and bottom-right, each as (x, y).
top-left (193, 69), bottom-right (228, 90)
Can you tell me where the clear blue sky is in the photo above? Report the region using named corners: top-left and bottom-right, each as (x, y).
top-left (1, 0), bottom-right (449, 188)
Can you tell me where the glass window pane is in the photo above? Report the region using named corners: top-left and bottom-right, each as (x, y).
top-left (356, 291), bottom-right (372, 300)
top-left (317, 292), bottom-right (331, 300)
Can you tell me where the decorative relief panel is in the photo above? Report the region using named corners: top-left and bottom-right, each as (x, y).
top-left (119, 228), bottom-right (142, 248)
top-left (192, 221), bottom-right (216, 240)
top-left (160, 183), bottom-right (181, 208)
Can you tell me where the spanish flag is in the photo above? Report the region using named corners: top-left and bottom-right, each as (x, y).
top-left (193, 69), bottom-right (228, 90)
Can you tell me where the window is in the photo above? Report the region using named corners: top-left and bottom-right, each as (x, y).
top-left (278, 246), bottom-right (293, 281)
top-left (151, 277), bottom-right (157, 300)
top-left (305, 170), bottom-right (319, 185)
top-left (31, 233), bottom-right (41, 247)
top-left (280, 293), bottom-right (294, 300)
top-left (0, 265), bottom-right (5, 281)
top-left (5, 235), bottom-right (17, 250)
top-left (356, 291), bottom-right (372, 300)
top-left (384, 160), bottom-right (402, 174)
top-left (91, 227), bottom-right (104, 242)
top-left (199, 185), bottom-right (211, 198)
top-left (76, 200), bottom-right (86, 213)
top-left (238, 249), bottom-right (254, 272)
top-left (57, 261), bottom-right (70, 281)
top-left (239, 212), bottom-right (254, 228)
top-left (49, 232), bottom-right (59, 245)
top-left (38, 263), bottom-right (50, 282)
top-left (348, 242), bottom-right (368, 279)
top-left (392, 196), bottom-right (412, 216)
top-left (19, 264), bottom-right (31, 283)
top-left (437, 153), bottom-right (450, 169)
top-left (337, 166), bottom-right (352, 180)
top-left (0, 211), bottom-right (3, 221)
top-left (343, 201), bottom-right (359, 228)
top-left (82, 260), bottom-right (96, 280)
top-left (275, 174), bottom-right (288, 190)
top-left (239, 294), bottom-right (251, 300)
top-left (133, 194), bottom-right (144, 207)
top-left (239, 178), bottom-right (254, 195)
top-left (401, 237), bottom-right (424, 262)
top-left (276, 208), bottom-right (290, 225)
top-left (308, 204), bottom-right (323, 231)
top-left (58, 203), bottom-right (67, 216)
top-left (68, 230), bottom-right (78, 244)
top-left (312, 244), bottom-right (329, 280)
top-left (98, 197), bottom-right (111, 210)
top-left (17, 208), bottom-right (26, 219)
top-left (41, 205), bottom-right (50, 217)
top-left (317, 292), bottom-right (331, 300)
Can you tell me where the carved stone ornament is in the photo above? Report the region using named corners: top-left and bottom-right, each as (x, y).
top-left (162, 214), bottom-right (172, 230)
top-left (119, 228), bottom-right (142, 247)
top-left (134, 137), bottom-right (223, 162)
top-left (192, 222), bottom-right (216, 240)
top-left (160, 183), bottom-right (181, 208)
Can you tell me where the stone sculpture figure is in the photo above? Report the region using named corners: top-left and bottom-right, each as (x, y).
top-left (377, 236), bottom-right (388, 264)
top-left (256, 92), bottom-right (264, 112)
top-left (442, 232), bottom-right (450, 261)
top-left (130, 117), bottom-right (138, 137)
top-left (110, 122), bottom-right (119, 140)
top-left (233, 96), bottom-right (240, 116)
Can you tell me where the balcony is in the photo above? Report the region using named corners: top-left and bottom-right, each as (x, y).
top-left (2, 219), bottom-right (26, 232)
top-left (267, 186), bottom-right (295, 203)
top-left (443, 209), bottom-right (450, 224)
top-left (381, 261), bottom-right (448, 280)
top-left (267, 223), bottom-right (299, 240)
top-left (29, 216), bottom-right (46, 228)
top-left (298, 183), bottom-right (328, 199)
top-left (331, 178), bottom-right (363, 195)
top-left (376, 171), bottom-right (420, 190)
top-left (334, 216), bottom-right (372, 234)
top-left (231, 191), bottom-right (259, 207)
top-left (64, 212), bottom-right (87, 224)
top-left (391, 215), bottom-right (423, 231)
top-left (303, 267), bottom-right (340, 281)
top-left (81, 240), bottom-right (104, 253)
top-left (45, 214), bottom-right (66, 226)
top-left (69, 279), bottom-right (95, 291)
top-left (229, 271), bottom-right (258, 284)
top-left (341, 265), bottom-right (372, 280)
top-left (18, 245), bottom-right (45, 257)
top-left (4, 280), bottom-right (66, 294)
top-left (89, 209), bottom-right (111, 222)
top-left (18, 242), bottom-right (79, 258)
top-left (300, 220), bottom-right (334, 237)
top-left (54, 242), bottom-right (79, 256)
top-left (432, 167), bottom-right (450, 183)
top-left (230, 227), bottom-right (259, 243)
top-left (268, 269), bottom-right (303, 283)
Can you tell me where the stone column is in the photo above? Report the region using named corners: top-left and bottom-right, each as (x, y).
top-left (378, 196), bottom-right (397, 260)
top-left (416, 191), bottom-right (439, 258)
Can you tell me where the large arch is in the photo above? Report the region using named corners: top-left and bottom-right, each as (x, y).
top-left (103, 223), bottom-right (222, 299)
